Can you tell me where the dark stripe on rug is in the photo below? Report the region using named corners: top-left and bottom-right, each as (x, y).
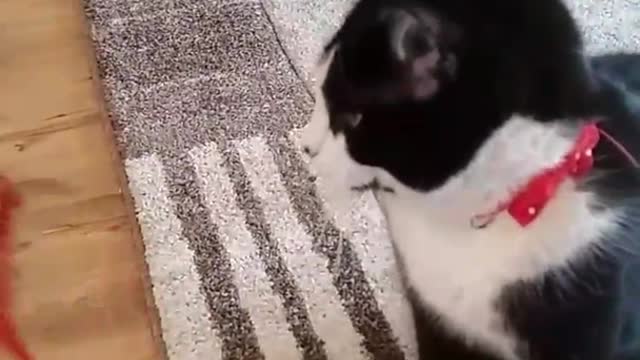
top-left (268, 137), bottom-right (406, 360)
top-left (218, 140), bottom-right (329, 360)
top-left (161, 152), bottom-right (264, 360)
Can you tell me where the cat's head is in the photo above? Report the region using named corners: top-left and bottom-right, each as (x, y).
top-left (303, 0), bottom-right (597, 192)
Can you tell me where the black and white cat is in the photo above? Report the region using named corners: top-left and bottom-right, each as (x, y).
top-left (301, 0), bottom-right (640, 359)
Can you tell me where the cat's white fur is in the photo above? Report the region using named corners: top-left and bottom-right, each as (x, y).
top-left (302, 52), bottom-right (619, 359)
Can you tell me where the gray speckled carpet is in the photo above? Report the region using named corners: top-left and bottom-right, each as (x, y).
top-left (83, 1), bottom-right (640, 359)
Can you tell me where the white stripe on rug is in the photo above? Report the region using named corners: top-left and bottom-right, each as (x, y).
top-left (236, 137), bottom-right (368, 360)
top-left (333, 193), bottom-right (418, 359)
top-left (126, 154), bottom-right (223, 360)
top-left (289, 131), bottom-right (419, 359)
top-left (190, 142), bottom-right (303, 360)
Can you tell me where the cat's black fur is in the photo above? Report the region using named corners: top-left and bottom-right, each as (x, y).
top-left (318, 0), bottom-right (640, 359)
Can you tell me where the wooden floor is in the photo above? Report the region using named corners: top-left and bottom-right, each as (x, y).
top-left (0, 0), bottom-right (164, 359)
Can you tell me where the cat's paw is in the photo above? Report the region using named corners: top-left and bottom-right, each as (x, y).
top-left (300, 119), bottom-right (327, 158)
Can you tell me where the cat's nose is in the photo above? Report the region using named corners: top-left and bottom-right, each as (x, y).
top-left (303, 146), bottom-right (318, 158)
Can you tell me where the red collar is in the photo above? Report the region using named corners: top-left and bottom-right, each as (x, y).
top-left (471, 122), bottom-right (636, 229)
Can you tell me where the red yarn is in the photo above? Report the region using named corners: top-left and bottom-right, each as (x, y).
top-left (0, 177), bottom-right (32, 360)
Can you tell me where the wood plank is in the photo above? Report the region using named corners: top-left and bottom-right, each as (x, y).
top-left (0, 121), bottom-right (121, 219)
top-left (14, 218), bottom-right (155, 360)
top-left (0, 0), bottom-right (97, 138)
top-left (0, 0), bottom-right (165, 358)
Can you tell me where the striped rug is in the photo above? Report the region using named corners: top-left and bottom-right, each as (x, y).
top-left (84, 0), bottom-right (639, 359)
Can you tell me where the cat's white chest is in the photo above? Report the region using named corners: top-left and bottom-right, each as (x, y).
top-left (377, 184), bottom-right (524, 359)
top-left (375, 166), bottom-right (614, 360)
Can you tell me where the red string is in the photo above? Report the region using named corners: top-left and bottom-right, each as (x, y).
top-left (598, 127), bottom-right (640, 167)
top-left (0, 177), bottom-right (32, 360)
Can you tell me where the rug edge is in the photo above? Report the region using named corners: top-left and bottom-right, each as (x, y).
top-left (77, 1), bottom-right (170, 358)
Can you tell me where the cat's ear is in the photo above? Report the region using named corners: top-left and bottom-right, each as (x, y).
top-left (386, 9), bottom-right (438, 62)
top-left (333, 6), bottom-right (461, 105)
top-left (385, 8), bottom-right (460, 100)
